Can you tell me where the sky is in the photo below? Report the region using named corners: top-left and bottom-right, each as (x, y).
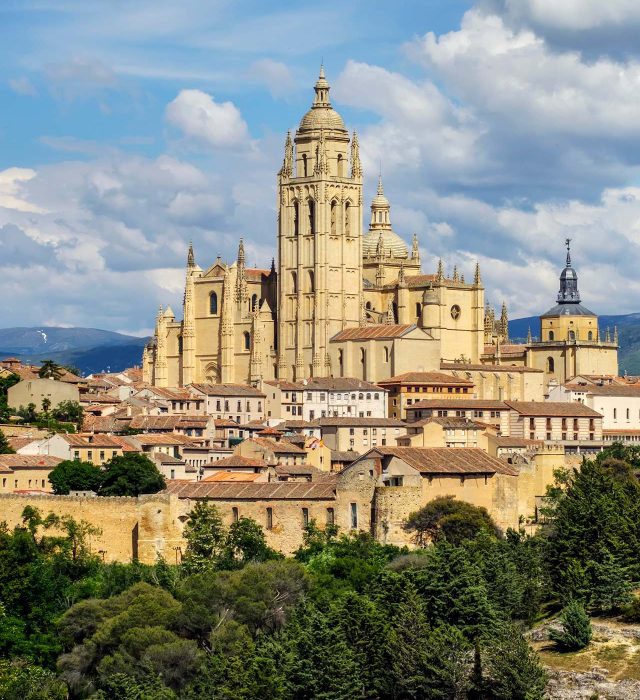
top-left (2, 0), bottom-right (640, 335)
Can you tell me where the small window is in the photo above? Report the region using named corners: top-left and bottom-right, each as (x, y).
top-left (232, 507), bottom-right (239, 522)
top-left (548, 330), bottom-right (554, 341)
top-left (326, 508), bottom-right (335, 525)
top-left (302, 508), bottom-right (309, 527)
top-left (350, 502), bottom-right (358, 529)
top-left (266, 507), bottom-right (273, 530)
top-left (210, 292), bottom-right (218, 315)
top-left (547, 357), bottom-right (555, 373)
top-left (244, 331), bottom-right (251, 351)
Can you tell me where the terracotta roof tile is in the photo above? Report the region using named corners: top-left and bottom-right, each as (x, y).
top-left (204, 455), bottom-right (268, 468)
top-left (440, 362), bottom-right (543, 374)
top-left (163, 479), bottom-right (336, 500)
top-left (378, 371), bottom-right (474, 386)
top-left (504, 401), bottom-right (602, 417)
top-left (361, 447), bottom-right (518, 476)
top-left (0, 455), bottom-right (63, 469)
top-left (202, 471), bottom-right (263, 482)
top-left (189, 383), bottom-right (265, 397)
top-left (330, 324), bottom-right (416, 341)
top-left (248, 437), bottom-right (306, 454)
top-left (406, 399), bottom-right (508, 411)
top-left (313, 417), bottom-right (405, 427)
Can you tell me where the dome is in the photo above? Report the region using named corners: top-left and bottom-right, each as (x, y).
top-left (298, 66), bottom-right (347, 134)
top-left (299, 107), bottom-right (346, 132)
top-left (363, 229), bottom-right (409, 259)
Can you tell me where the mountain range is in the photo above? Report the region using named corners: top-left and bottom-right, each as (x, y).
top-left (0, 327), bottom-right (149, 376)
top-left (1, 314), bottom-right (640, 376)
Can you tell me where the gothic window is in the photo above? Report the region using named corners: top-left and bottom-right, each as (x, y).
top-left (293, 201), bottom-right (299, 236)
top-left (392, 302), bottom-right (398, 323)
top-left (330, 200), bottom-right (337, 235)
top-left (302, 153), bottom-right (308, 177)
top-left (178, 336), bottom-right (183, 354)
top-left (384, 347), bottom-right (389, 363)
top-left (568, 330), bottom-right (575, 341)
top-left (209, 292), bottom-right (218, 315)
top-left (251, 293), bottom-right (258, 312)
top-left (308, 199), bottom-right (315, 234)
top-left (416, 302), bottom-right (421, 318)
top-left (360, 348), bottom-right (367, 380)
top-left (344, 202), bottom-right (351, 236)
top-left (291, 271), bottom-right (297, 294)
top-left (547, 357), bottom-right (554, 373)
top-left (338, 349), bottom-right (344, 376)
top-left (308, 270), bottom-right (315, 293)
top-left (337, 154), bottom-right (344, 177)
top-left (588, 331), bottom-right (593, 340)
top-left (548, 330), bottom-right (554, 340)
top-left (244, 331), bottom-right (251, 351)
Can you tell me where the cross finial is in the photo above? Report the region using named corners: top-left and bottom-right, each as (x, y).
top-left (565, 237), bottom-right (572, 266)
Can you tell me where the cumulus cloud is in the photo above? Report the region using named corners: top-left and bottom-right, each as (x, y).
top-left (165, 89), bottom-right (250, 148)
top-left (249, 58), bottom-right (295, 97)
top-left (0, 168), bottom-right (48, 213)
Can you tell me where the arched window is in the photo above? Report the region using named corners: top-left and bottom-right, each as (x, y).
top-left (547, 357), bottom-right (554, 373)
top-left (308, 270), bottom-right (315, 293)
top-left (384, 347), bottom-right (389, 363)
top-left (291, 271), bottom-right (297, 294)
top-left (243, 331), bottom-right (251, 351)
top-left (360, 348), bottom-right (366, 380)
top-left (568, 330), bottom-right (575, 341)
top-left (293, 201), bottom-right (299, 236)
top-left (308, 199), bottom-right (315, 235)
top-left (392, 302), bottom-right (398, 324)
top-left (416, 302), bottom-right (421, 318)
top-left (178, 336), bottom-right (183, 354)
top-left (365, 301), bottom-right (372, 310)
top-left (588, 331), bottom-right (593, 340)
top-left (251, 294), bottom-right (258, 312)
top-left (338, 349), bottom-right (344, 376)
top-left (344, 202), bottom-right (351, 236)
top-left (337, 153), bottom-right (344, 177)
top-left (330, 200), bottom-right (337, 235)
top-left (302, 154), bottom-right (308, 177)
top-left (548, 330), bottom-right (554, 341)
top-left (378, 211), bottom-right (382, 223)
top-left (209, 292), bottom-right (218, 315)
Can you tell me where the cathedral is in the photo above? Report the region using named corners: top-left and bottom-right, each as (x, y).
top-left (143, 68), bottom-right (617, 390)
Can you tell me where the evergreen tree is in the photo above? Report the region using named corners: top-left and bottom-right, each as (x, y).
top-left (587, 549), bottom-right (633, 614)
top-left (550, 599), bottom-right (592, 651)
top-left (478, 623), bottom-right (547, 700)
top-left (221, 516), bottom-right (280, 568)
top-left (181, 502), bottom-right (226, 573)
top-left (283, 600), bottom-right (362, 700)
top-left (0, 429), bottom-right (15, 454)
top-left (48, 459), bottom-right (102, 494)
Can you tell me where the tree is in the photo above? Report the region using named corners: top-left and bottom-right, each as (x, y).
top-left (48, 459), bottom-right (102, 495)
top-left (477, 623), bottom-right (547, 700)
top-left (98, 453), bottom-right (165, 497)
top-left (550, 599), bottom-right (592, 651)
top-left (51, 400), bottom-right (83, 425)
top-left (222, 517), bottom-right (280, 568)
top-left (17, 403), bottom-right (37, 423)
top-left (587, 550), bottom-right (633, 614)
top-left (38, 361), bottom-right (63, 380)
top-left (404, 495), bottom-right (500, 546)
top-left (0, 658), bottom-right (67, 700)
top-left (181, 501), bottom-right (226, 573)
top-left (0, 429), bottom-right (15, 454)
top-left (40, 398), bottom-right (51, 414)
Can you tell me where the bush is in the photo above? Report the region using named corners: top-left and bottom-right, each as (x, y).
top-left (49, 460), bottom-right (102, 495)
top-left (550, 599), bottom-right (592, 651)
top-left (622, 596), bottom-right (640, 623)
top-left (98, 454), bottom-right (165, 497)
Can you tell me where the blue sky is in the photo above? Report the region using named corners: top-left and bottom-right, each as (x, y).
top-left (2, 0), bottom-right (640, 334)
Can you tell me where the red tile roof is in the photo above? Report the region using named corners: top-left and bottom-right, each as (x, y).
top-left (361, 447), bottom-right (518, 476)
top-left (202, 471), bottom-right (263, 482)
top-left (0, 455), bottom-right (63, 470)
top-left (406, 399), bottom-right (508, 411)
top-left (204, 455), bottom-right (268, 469)
top-left (378, 372), bottom-right (474, 386)
top-left (504, 401), bottom-right (602, 417)
top-left (331, 324), bottom-right (416, 341)
top-left (164, 479), bottom-right (337, 500)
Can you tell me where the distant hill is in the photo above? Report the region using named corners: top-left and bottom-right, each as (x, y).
top-left (0, 327), bottom-right (149, 376)
top-left (509, 313), bottom-right (640, 375)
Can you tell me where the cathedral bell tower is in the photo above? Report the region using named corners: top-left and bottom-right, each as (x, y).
top-left (276, 66), bottom-right (363, 380)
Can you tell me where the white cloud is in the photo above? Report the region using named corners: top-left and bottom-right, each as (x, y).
top-left (249, 58), bottom-right (295, 97)
top-left (8, 77), bottom-right (37, 96)
top-left (0, 168), bottom-right (48, 213)
top-left (165, 89), bottom-right (250, 148)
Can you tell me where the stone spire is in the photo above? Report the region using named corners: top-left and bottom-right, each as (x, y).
top-left (436, 259), bottom-right (444, 282)
top-left (398, 261), bottom-right (406, 287)
top-left (500, 302), bottom-right (509, 340)
top-left (279, 131), bottom-right (293, 178)
top-left (182, 257), bottom-right (196, 385)
top-left (385, 299), bottom-right (395, 324)
top-left (474, 261), bottom-right (481, 285)
top-left (314, 129), bottom-right (329, 175)
top-left (235, 238), bottom-right (248, 305)
top-left (351, 131), bottom-right (362, 178)
top-left (312, 63), bottom-right (331, 108)
top-left (452, 265), bottom-right (459, 282)
top-left (187, 241), bottom-right (195, 268)
top-left (411, 233), bottom-right (420, 262)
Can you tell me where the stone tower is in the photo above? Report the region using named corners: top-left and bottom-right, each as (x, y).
top-left (276, 66), bottom-right (363, 380)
